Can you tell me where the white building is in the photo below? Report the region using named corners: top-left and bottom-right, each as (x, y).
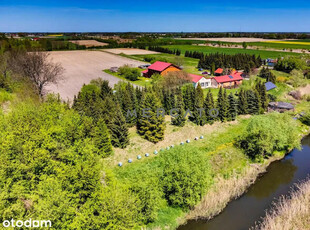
top-left (190, 74), bottom-right (212, 89)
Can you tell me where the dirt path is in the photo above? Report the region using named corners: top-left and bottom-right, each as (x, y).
top-left (46, 50), bottom-right (147, 101)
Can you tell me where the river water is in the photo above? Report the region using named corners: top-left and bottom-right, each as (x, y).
top-left (178, 134), bottom-right (310, 230)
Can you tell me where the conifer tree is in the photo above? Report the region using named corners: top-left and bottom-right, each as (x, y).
top-left (217, 87), bottom-right (229, 122)
top-left (256, 81), bottom-right (269, 112)
top-left (171, 92), bottom-right (186, 127)
top-left (137, 91), bottom-right (165, 143)
top-left (228, 93), bottom-right (238, 121)
top-left (191, 83), bottom-right (205, 126)
top-left (100, 80), bottom-right (113, 99)
top-left (182, 84), bottom-right (195, 111)
top-left (247, 90), bottom-right (260, 115)
top-left (109, 103), bottom-right (130, 148)
top-left (204, 89), bottom-right (215, 124)
top-left (102, 97), bottom-right (130, 148)
top-left (92, 118), bottom-right (113, 157)
top-left (238, 89), bottom-right (248, 115)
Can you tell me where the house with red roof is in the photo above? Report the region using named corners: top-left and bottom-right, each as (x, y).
top-left (190, 74), bottom-right (212, 89)
top-left (142, 61), bottom-right (181, 78)
top-left (212, 72), bottom-right (244, 88)
top-left (214, 68), bottom-right (223, 76)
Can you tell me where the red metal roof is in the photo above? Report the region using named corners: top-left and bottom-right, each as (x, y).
top-left (213, 74), bottom-right (243, 83)
top-left (148, 61), bottom-right (174, 72)
top-left (189, 74), bottom-right (204, 83)
top-left (141, 70), bottom-right (148, 74)
top-left (214, 68), bottom-right (223, 74)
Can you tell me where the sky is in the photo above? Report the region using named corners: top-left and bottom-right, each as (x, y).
top-left (0, 0), bottom-right (310, 32)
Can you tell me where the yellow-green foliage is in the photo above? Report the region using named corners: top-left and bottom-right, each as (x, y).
top-left (237, 113), bottom-right (301, 159)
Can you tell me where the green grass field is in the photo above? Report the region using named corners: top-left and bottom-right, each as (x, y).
top-left (120, 53), bottom-right (201, 74)
top-left (162, 45), bottom-right (302, 59)
top-left (200, 39), bottom-right (310, 51)
top-left (246, 41), bottom-right (310, 51)
top-left (103, 69), bottom-right (152, 87)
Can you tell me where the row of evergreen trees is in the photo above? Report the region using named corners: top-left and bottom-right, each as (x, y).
top-left (72, 78), bottom-right (269, 147)
top-left (184, 51), bottom-right (205, 59)
top-left (148, 46), bottom-right (181, 56)
top-left (198, 53), bottom-right (262, 70)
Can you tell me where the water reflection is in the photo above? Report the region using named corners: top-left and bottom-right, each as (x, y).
top-left (247, 159), bottom-right (297, 199)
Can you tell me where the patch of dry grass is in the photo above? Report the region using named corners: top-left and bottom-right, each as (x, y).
top-left (252, 179), bottom-right (310, 230)
top-left (104, 116), bottom-right (238, 167)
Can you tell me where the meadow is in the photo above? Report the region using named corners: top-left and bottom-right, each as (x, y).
top-left (246, 41), bottom-right (310, 50)
top-left (120, 53), bottom-right (201, 74)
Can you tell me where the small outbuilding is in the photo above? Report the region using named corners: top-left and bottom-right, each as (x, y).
top-left (268, 102), bottom-right (294, 113)
top-left (214, 68), bottom-right (223, 76)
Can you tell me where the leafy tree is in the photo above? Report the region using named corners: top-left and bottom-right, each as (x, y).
top-left (160, 147), bottom-right (211, 209)
top-left (237, 113), bottom-right (300, 159)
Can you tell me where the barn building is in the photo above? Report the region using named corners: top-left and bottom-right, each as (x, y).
top-left (142, 61), bottom-right (181, 78)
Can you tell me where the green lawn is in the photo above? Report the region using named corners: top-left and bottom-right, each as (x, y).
top-left (162, 45), bottom-right (302, 59)
top-left (188, 39), bottom-right (310, 51)
top-left (120, 53), bottom-right (201, 74)
top-left (103, 69), bottom-right (152, 87)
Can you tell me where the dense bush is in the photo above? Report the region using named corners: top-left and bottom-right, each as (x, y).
top-left (160, 149), bottom-right (212, 209)
top-left (118, 65), bottom-right (140, 81)
top-left (274, 56), bottom-right (307, 73)
top-left (236, 113), bottom-right (300, 159)
top-left (300, 112), bottom-right (310, 126)
top-left (0, 96), bottom-right (105, 228)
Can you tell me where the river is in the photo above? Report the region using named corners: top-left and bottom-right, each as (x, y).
top-left (178, 134), bottom-right (310, 230)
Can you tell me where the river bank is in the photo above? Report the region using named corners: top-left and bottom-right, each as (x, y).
top-left (177, 130), bottom-right (310, 230)
top-left (252, 178), bottom-right (310, 230)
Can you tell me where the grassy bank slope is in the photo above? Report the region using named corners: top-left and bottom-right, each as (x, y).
top-left (253, 179), bottom-right (310, 230)
top-left (104, 112), bottom-right (307, 229)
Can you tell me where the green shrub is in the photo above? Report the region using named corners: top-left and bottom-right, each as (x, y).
top-left (300, 112), bottom-right (310, 126)
top-left (118, 65), bottom-right (140, 81)
top-left (236, 113), bottom-right (300, 159)
top-left (159, 148), bottom-right (212, 209)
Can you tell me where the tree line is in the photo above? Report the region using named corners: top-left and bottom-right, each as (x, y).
top-left (72, 78), bottom-right (269, 146)
top-left (198, 53), bottom-right (262, 71)
top-left (0, 37), bottom-right (87, 52)
top-left (148, 46), bottom-right (181, 56)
